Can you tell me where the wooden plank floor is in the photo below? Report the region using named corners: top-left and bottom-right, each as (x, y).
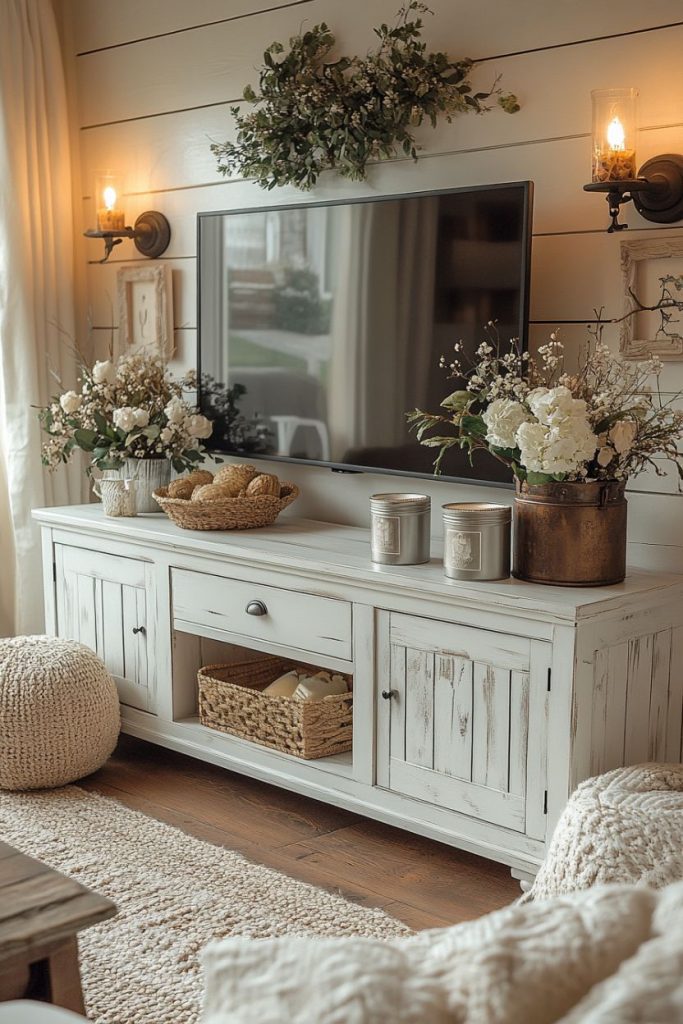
top-left (81, 735), bottom-right (519, 931)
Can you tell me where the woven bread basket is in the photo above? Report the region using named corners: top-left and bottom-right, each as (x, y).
top-left (153, 482), bottom-right (299, 530)
top-left (198, 656), bottom-right (353, 760)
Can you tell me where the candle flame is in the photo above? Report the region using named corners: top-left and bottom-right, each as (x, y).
top-left (607, 116), bottom-right (626, 152)
top-left (102, 185), bottom-right (117, 210)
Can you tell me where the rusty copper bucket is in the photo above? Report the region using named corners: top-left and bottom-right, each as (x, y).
top-left (513, 480), bottom-right (627, 586)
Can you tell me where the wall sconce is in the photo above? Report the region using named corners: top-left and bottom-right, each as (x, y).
top-left (583, 88), bottom-right (683, 233)
top-left (84, 173), bottom-right (171, 263)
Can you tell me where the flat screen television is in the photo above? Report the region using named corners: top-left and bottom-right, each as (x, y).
top-left (198, 181), bottom-right (533, 485)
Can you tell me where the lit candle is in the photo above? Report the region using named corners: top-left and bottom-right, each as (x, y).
top-left (96, 176), bottom-right (125, 231)
top-left (591, 89), bottom-right (638, 183)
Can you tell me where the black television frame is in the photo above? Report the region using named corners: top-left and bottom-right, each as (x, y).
top-left (197, 179), bottom-right (533, 487)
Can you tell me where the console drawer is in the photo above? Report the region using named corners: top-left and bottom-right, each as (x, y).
top-left (171, 568), bottom-right (352, 661)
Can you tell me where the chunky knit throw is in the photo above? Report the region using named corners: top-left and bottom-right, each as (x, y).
top-left (201, 764), bottom-right (683, 1023)
top-left (0, 635), bottom-right (120, 790)
top-left (524, 763), bottom-right (683, 901)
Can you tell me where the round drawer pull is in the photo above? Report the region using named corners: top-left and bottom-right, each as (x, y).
top-left (132, 625), bottom-right (146, 636)
top-left (381, 689), bottom-right (396, 700)
top-left (246, 600), bottom-right (268, 617)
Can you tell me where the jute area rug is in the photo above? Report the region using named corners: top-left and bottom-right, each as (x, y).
top-left (0, 786), bottom-right (410, 1024)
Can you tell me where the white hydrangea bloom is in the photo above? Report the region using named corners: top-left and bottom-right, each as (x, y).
top-left (516, 414), bottom-right (598, 477)
top-left (165, 397), bottom-right (186, 424)
top-left (59, 391), bottom-right (82, 414)
top-left (92, 359), bottom-right (115, 385)
top-left (527, 386), bottom-right (589, 427)
top-left (132, 408), bottom-right (150, 428)
top-left (515, 422), bottom-right (547, 472)
top-left (186, 414), bottom-right (213, 439)
top-left (482, 398), bottom-right (529, 449)
top-left (113, 407), bottom-right (137, 432)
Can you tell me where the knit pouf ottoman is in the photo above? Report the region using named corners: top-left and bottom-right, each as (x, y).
top-left (525, 763), bottom-right (683, 901)
top-left (0, 635), bottom-right (120, 790)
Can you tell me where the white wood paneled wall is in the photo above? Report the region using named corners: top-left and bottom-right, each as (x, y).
top-left (58, 0), bottom-right (683, 568)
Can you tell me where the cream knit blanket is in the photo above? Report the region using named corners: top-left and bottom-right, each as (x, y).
top-left (201, 764), bottom-right (683, 1023)
top-left (526, 763), bottom-right (683, 901)
top-left (202, 882), bottom-right (683, 1024)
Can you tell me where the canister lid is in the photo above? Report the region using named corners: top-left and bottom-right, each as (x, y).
top-left (442, 501), bottom-right (511, 524)
top-left (371, 493), bottom-right (431, 514)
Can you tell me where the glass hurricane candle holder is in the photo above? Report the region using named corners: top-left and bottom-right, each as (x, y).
top-left (591, 88), bottom-right (638, 183)
top-left (95, 172), bottom-right (125, 231)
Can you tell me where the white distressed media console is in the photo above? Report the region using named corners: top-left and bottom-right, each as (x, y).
top-left (34, 506), bottom-right (683, 882)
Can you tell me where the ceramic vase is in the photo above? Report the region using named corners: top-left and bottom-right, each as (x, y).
top-left (121, 458), bottom-right (171, 513)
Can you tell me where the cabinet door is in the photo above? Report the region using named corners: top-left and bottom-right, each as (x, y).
top-left (377, 612), bottom-right (549, 836)
top-left (55, 544), bottom-right (155, 713)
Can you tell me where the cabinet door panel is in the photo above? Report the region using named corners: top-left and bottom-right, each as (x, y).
top-left (378, 613), bottom-right (549, 835)
top-left (55, 545), bottom-right (154, 713)
top-left (404, 649), bottom-right (434, 769)
top-left (433, 655), bottom-right (472, 780)
top-left (471, 663), bottom-right (511, 792)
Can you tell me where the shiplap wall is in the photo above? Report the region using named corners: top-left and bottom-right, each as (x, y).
top-left (57, 0), bottom-right (683, 569)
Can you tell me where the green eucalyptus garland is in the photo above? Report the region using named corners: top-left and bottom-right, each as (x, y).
top-left (211, 2), bottom-right (519, 191)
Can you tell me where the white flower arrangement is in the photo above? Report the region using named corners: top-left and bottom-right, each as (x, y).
top-left (409, 325), bottom-right (683, 486)
top-left (39, 352), bottom-right (214, 474)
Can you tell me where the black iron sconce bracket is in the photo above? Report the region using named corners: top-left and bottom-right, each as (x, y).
top-left (584, 154), bottom-right (683, 233)
top-left (84, 210), bottom-right (171, 263)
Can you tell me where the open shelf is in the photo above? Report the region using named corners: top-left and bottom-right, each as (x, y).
top-left (171, 630), bottom-right (355, 778)
top-left (174, 715), bottom-right (355, 779)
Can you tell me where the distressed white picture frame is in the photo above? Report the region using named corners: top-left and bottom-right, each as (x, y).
top-left (116, 264), bottom-right (174, 360)
top-left (619, 237), bottom-right (683, 360)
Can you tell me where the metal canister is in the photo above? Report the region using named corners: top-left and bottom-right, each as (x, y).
top-left (442, 502), bottom-right (511, 581)
top-left (370, 493), bottom-right (431, 565)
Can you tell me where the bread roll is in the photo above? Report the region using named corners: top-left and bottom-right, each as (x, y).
top-left (245, 473), bottom-right (281, 498)
top-left (214, 464), bottom-right (258, 496)
top-left (191, 483), bottom-right (232, 503)
top-left (186, 469), bottom-right (214, 488)
top-left (167, 478), bottom-right (195, 500)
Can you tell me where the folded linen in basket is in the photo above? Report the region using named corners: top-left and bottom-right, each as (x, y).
top-left (261, 671), bottom-right (300, 698)
top-left (292, 671), bottom-right (349, 701)
top-left (262, 669), bottom-right (349, 701)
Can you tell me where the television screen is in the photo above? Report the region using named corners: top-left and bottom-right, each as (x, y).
top-left (198, 182), bottom-right (533, 485)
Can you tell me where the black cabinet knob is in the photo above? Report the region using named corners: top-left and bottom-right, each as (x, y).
top-left (381, 689), bottom-right (396, 700)
top-left (132, 625), bottom-right (146, 635)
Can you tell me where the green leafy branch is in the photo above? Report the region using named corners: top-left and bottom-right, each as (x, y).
top-left (211, 2), bottom-right (519, 190)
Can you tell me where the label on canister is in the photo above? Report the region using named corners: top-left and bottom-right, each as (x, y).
top-left (445, 528), bottom-right (482, 572)
top-left (372, 515), bottom-right (400, 555)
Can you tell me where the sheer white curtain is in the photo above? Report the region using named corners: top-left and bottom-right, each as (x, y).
top-left (0, 0), bottom-right (81, 636)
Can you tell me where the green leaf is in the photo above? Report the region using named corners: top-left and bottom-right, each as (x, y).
top-left (420, 435), bottom-right (458, 448)
top-left (460, 413), bottom-right (487, 438)
top-left (73, 428), bottom-right (98, 451)
top-left (526, 471), bottom-right (558, 485)
top-left (489, 443), bottom-right (519, 459)
top-left (93, 410), bottom-right (109, 434)
top-left (440, 390), bottom-right (471, 412)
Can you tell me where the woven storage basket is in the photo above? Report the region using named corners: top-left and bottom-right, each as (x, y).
top-left (197, 656), bottom-right (353, 760)
top-left (153, 482), bottom-right (299, 530)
